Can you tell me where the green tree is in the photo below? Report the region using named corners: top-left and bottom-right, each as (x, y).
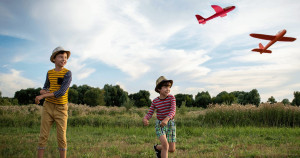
top-left (292, 91), bottom-right (300, 106)
top-left (0, 97), bottom-right (18, 106)
top-left (248, 89), bottom-right (261, 106)
top-left (194, 91), bottom-right (211, 108)
top-left (83, 88), bottom-right (105, 106)
top-left (214, 91), bottom-right (235, 105)
top-left (0, 91), bottom-right (3, 105)
top-left (103, 84), bottom-right (128, 107)
top-left (282, 98), bottom-right (290, 105)
top-left (231, 91), bottom-right (246, 104)
top-left (0, 98), bottom-right (11, 106)
top-left (0, 91), bottom-right (18, 105)
top-left (174, 94), bottom-right (194, 107)
top-left (211, 97), bottom-right (217, 104)
top-left (14, 88), bottom-right (41, 105)
top-left (10, 98), bottom-right (18, 105)
top-left (76, 84), bottom-right (92, 104)
top-left (230, 89), bottom-right (260, 106)
top-left (68, 88), bottom-right (79, 104)
top-left (237, 92), bottom-right (247, 105)
top-left (267, 96), bottom-right (277, 104)
top-left (128, 90), bottom-right (151, 107)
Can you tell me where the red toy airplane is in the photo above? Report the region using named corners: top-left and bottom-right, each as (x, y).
top-left (250, 29), bottom-right (296, 54)
top-left (195, 5), bottom-right (235, 24)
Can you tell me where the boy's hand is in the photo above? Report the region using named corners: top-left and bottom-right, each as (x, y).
top-left (35, 95), bottom-right (44, 104)
top-left (160, 117), bottom-right (170, 127)
top-left (40, 89), bottom-right (49, 95)
top-left (143, 118), bottom-right (149, 126)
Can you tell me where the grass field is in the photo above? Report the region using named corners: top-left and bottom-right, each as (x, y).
top-left (1, 103), bottom-right (300, 157)
top-left (1, 126), bottom-right (300, 158)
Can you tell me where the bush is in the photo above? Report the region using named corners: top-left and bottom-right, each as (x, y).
top-left (201, 103), bottom-right (300, 127)
top-left (1, 103), bottom-right (300, 128)
top-left (179, 101), bottom-right (187, 115)
top-left (122, 99), bottom-right (134, 111)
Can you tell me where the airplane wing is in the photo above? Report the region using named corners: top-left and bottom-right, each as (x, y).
top-left (211, 5), bottom-right (223, 13)
top-left (252, 49), bottom-right (272, 53)
top-left (250, 34), bottom-right (276, 40)
top-left (278, 37), bottom-right (297, 42)
top-left (250, 34), bottom-right (297, 41)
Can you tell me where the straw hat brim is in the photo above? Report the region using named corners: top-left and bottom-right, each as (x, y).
top-left (155, 80), bottom-right (173, 93)
top-left (50, 51), bottom-right (71, 63)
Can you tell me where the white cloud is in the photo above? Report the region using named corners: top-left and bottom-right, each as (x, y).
top-left (1, 0), bottom-right (300, 102)
top-left (26, 0), bottom-right (211, 80)
top-left (199, 62), bottom-right (299, 102)
top-left (67, 57), bottom-right (96, 80)
top-left (11, 53), bottom-right (28, 63)
top-left (115, 81), bottom-right (127, 92)
top-left (159, 49), bottom-right (211, 79)
top-left (0, 69), bottom-right (37, 97)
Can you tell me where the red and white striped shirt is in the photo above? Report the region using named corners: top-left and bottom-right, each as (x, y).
top-left (144, 94), bottom-right (176, 121)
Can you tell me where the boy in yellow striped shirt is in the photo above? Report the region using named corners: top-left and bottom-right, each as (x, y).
top-left (35, 46), bottom-right (72, 158)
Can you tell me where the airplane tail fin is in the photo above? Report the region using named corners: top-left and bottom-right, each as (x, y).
top-left (252, 48), bottom-right (272, 54)
top-left (195, 15), bottom-right (206, 24)
top-left (259, 43), bottom-right (264, 49)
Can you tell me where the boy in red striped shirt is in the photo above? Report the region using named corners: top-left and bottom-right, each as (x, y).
top-left (143, 76), bottom-right (176, 158)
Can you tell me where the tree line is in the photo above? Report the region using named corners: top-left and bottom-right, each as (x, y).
top-left (0, 84), bottom-right (300, 107)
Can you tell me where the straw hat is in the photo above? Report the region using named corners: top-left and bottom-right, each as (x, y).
top-left (50, 46), bottom-right (71, 63)
top-left (155, 76), bottom-right (173, 93)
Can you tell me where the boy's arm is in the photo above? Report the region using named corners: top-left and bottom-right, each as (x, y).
top-left (53, 71), bottom-right (72, 98)
top-left (144, 102), bottom-right (155, 120)
top-left (160, 96), bottom-right (176, 127)
top-left (35, 91), bottom-right (55, 104)
top-left (40, 73), bottom-right (50, 94)
top-left (143, 102), bottom-right (155, 126)
top-left (167, 95), bottom-right (176, 119)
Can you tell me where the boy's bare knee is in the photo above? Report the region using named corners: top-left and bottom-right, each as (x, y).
top-left (161, 143), bottom-right (169, 150)
top-left (169, 148), bottom-right (176, 153)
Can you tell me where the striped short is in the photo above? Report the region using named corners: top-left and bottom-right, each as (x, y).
top-left (155, 119), bottom-right (176, 142)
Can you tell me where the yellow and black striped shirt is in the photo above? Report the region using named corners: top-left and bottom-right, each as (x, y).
top-left (43, 68), bottom-right (72, 105)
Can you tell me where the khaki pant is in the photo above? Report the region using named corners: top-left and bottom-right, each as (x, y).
top-left (38, 101), bottom-right (68, 150)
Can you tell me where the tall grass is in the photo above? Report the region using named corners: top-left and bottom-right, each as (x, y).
top-left (200, 103), bottom-right (300, 127)
top-left (0, 103), bottom-right (299, 127)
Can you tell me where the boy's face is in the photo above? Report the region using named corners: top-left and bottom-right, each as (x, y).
top-left (54, 52), bottom-right (68, 68)
top-left (159, 84), bottom-right (171, 96)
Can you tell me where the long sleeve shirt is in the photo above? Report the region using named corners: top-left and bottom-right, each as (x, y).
top-left (144, 94), bottom-right (176, 121)
top-left (43, 68), bottom-right (72, 104)
top-left (43, 69), bottom-right (72, 98)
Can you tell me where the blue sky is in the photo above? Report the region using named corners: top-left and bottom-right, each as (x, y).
top-left (0, 0), bottom-right (300, 102)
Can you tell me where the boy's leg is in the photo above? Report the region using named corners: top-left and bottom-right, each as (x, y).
top-left (38, 149), bottom-right (44, 158)
top-left (166, 119), bottom-right (176, 153)
top-left (157, 142), bottom-right (175, 152)
top-left (158, 135), bottom-right (169, 158)
top-left (59, 150), bottom-right (66, 158)
top-left (38, 101), bottom-right (54, 158)
top-left (168, 142), bottom-right (176, 153)
top-left (159, 119), bottom-right (176, 155)
top-left (54, 103), bottom-right (68, 158)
